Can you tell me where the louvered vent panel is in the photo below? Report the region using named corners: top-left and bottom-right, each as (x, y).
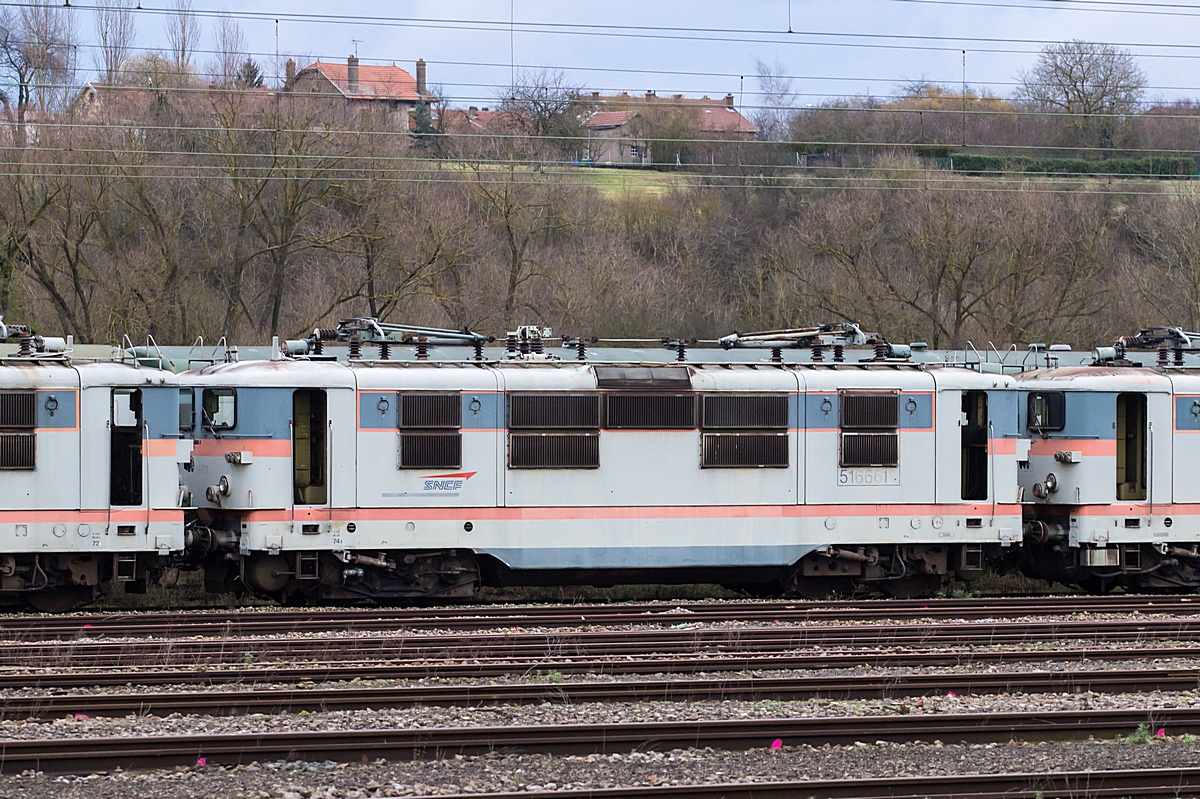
top-left (509, 433), bottom-right (600, 468)
top-left (0, 392), bottom-right (36, 429)
top-left (701, 395), bottom-right (788, 430)
top-left (509, 395), bottom-right (600, 429)
top-left (840, 393), bottom-right (900, 429)
top-left (605, 394), bottom-right (695, 429)
top-left (399, 394), bottom-right (462, 429)
top-left (0, 432), bottom-right (36, 469)
top-left (701, 433), bottom-right (789, 468)
top-left (399, 433), bottom-right (462, 469)
top-left (594, 366), bottom-right (691, 390)
top-left (840, 432), bottom-right (899, 467)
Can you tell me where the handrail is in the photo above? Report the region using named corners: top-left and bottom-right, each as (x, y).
top-left (989, 420), bottom-right (996, 522)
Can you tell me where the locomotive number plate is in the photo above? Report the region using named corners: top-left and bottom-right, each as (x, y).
top-left (838, 468), bottom-right (899, 486)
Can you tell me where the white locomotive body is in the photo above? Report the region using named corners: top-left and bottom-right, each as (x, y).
top-left (0, 349), bottom-right (186, 610)
top-left (1018, 361), bottom-right (1200, 590)
top-left (179, 342), bottom-right (1023, 601)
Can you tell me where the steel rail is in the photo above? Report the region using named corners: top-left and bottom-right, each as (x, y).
top-left (3, 707), bottom-right (1200, 774)
top-left (5, 595), bottom-right (1198, 640)
top-left (3, 618), bottom-right (1200, 668)
top-left (3, 667), bottom-right (1199, 720)
top-left (375, 769), bottom-right (1200, 799)
top-left (7, 643), bottom-right (1200, 689)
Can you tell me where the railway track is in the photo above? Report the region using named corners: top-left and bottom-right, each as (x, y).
top-left (6, 594), bottom-right (1198, 640)
top-left (7, 643), bottom-right (1200, 688)
top-left (2, 706), bottom-right (1197, 774)
top-left (362, 769), bottom-right (1200, 799)
top-left (3, 666), bottom-right (1198, 720)
top-left (3, 617), bottom-right (1200, 669)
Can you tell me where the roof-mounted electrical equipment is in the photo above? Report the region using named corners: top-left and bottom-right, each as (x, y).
top-left (718, 323), bottom-right (908, 363)
top-left (284, 318), bottom-right (494, 361)
top-left (1094, 326), bottom-right (1200, 367)
top-left (0, 316), bottom-right (69, 360)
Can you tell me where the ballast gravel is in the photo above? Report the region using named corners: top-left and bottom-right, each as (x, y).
top-left (0, 690), bottom-right (1196, 740)
top-left (0, 739), bottom-right (1197, 797)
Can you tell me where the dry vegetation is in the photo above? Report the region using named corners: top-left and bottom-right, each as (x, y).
top-left (1, 5), bottom-right (1199, 350)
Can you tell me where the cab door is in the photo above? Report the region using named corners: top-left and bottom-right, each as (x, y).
top-left (110, 388), bottom-right (143, 507)
top-left (292, 389), bottom-right (328, 506)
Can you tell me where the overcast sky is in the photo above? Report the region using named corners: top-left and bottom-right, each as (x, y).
top-left (82, 1), bottom-right (1200, 110)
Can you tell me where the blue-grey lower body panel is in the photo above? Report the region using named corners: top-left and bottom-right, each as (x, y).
top-left (481, 544), bottom-right (822, 570)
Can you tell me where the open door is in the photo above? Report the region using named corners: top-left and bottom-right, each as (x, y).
top-left (1117, 393), bottom-right (1147, 501)
top-left (293, 389), bottom-right (327, 505)
top-left (961, 391), bottom-right (988, 501)
top-left (110, 388), bottom-right (143, 506)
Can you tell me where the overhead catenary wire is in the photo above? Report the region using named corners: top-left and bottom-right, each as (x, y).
top-left (8, 1), bottom-right (1200, 60)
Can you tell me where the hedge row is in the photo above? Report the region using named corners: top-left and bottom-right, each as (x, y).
top-left (950, 154), bottom-right (1196, 178)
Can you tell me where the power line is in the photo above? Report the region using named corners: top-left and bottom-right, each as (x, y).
top-left (13, 2), bottom-right (1200, 58)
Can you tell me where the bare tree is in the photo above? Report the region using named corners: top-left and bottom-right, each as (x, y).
top-left (207, 14), bottom-right (247, 88)
top-left (0, 2), bottom-right (74, 145)
top-left (1015, 40), bottom-right (1146, 151)
top-left (498, 67), bottom-right (581, 158)
top-left (165, 0), bottom-right (201, 74)
top-left (1123, 190), bottom-right (1200, 332)
top-left (751, 57), bottom-right (797, 142)
top-left (93, 0), bottom-right (137, 85)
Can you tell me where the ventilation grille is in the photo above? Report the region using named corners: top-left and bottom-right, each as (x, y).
top-left (509, 395), bottom-right (600, 429)
top-left (0, 392), bottom-right (36, 429)
top-left (0, 432), bottom-right (36, 469)
top-left (840, 432), bottom-right (899, 467)
top-left (840, 392), bottom-right (900, 429)
top-left (399, 393), bottom-right (462, 429)
top-left (509, 433), bottom-right (600, 468)
top-left (701, 395), bottom-right (788, 430)
top-left (399, 433), bottom-right (462, 469)
top-left (594, 366), bottom-right (691, 390)
top-left (701, 433), bottom-right (788, 468)
top-left (606, 394), bottom-right (695, 429)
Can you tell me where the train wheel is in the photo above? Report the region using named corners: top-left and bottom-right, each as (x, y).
top-left (792, 576), bottom-right (855, 600)
top-left (881, 574), bottom-right (943, 599)
top-left (25, 586), bottom-right (92, 613)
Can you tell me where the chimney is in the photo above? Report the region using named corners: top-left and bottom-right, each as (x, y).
top-left (416, 58), bottom-right (427, 96)
top-left (725, 93), bottom-right (734, 108)
top-left (284, 58), bottom-right (296, 91)
top-left (347, 55), bottom-right (360, 93)
top-left (591, 91), bottom-right (599, 99)
top-left (645, 91), bottom-right (655, 100)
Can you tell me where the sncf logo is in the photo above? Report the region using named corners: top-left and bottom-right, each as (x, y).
top-left (423, 471), bottom-right (477, 491)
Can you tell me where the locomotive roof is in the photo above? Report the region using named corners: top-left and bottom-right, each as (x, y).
top-left (0, 358), bottom-right (176, 389)
top-left (185, 358), bottom-right (356, 387)
top-left (1015, 366), bottom-right (1174, 391)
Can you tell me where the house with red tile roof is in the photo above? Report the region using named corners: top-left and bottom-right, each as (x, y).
top-left (577, 91), bottom-right (757, 166)
top-left (436, 106), bottom-right (530, 136)
top-left (292, 56), bottom-right (432, 130)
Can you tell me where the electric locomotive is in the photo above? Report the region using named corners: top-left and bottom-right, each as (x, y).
top-left (0, 321), bottom-right (188, 611)
top-left (1020, 327), bottom-right (1200, 592)
top-left (178, 320), bottom-right (1022, 602)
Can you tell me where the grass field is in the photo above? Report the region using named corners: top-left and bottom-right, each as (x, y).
top-left (566, 167), bottom-right (687, 199)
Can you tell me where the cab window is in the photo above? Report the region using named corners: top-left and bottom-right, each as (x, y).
top-left (202, 388), bottom-right (236, 430)
top-left (178, 389), bottom-right (195, 432)
top-left (1027, 392), bottom-right (1064, 432)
